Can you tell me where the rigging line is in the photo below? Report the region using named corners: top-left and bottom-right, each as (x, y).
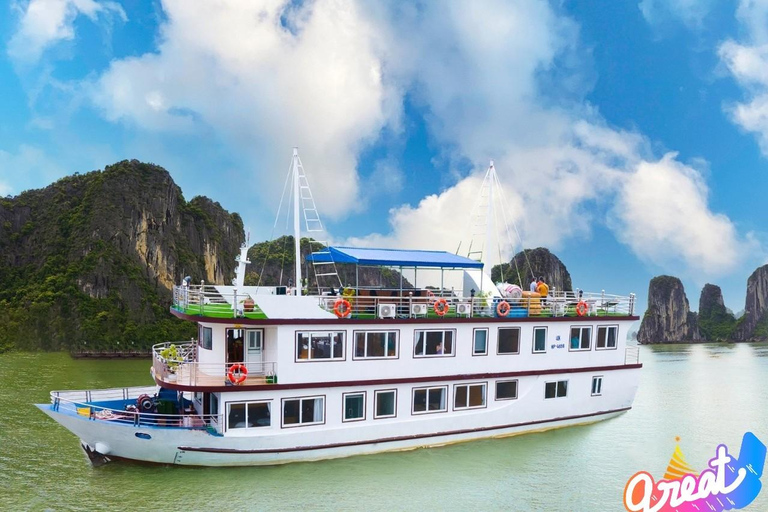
top-left (257, 156), bottom-right (294, 288)
top-left (493, 170), bottom-right (525, 286)
top-left (491, 185), bottom-right (505, 283)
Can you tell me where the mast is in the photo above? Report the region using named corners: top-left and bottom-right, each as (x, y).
top-left (234, 231), bottom-right (250, 289)
top-left (484, 160), bottom-right (496, 270)
top-left (292, 147), bottom-right (302, 296)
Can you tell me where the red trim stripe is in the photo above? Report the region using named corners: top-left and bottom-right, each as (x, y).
top-left (178, 406), bottom-right (632, 454)
top-left (156, 363), bottom-right (642, 392)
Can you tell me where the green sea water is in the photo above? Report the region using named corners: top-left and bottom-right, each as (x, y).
top-left (1, 344), bottom-right (767, 511)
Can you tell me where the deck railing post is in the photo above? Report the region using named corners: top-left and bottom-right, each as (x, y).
top-left (200, 280), bottom-right (205, 315)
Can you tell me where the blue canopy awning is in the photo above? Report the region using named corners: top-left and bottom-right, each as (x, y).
top-left (306, 246), bottom-right (484, 269)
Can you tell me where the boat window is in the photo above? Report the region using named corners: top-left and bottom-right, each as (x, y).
top-left (374, 390), bottom-right (397, 419)
top-left (596, 326), bottom-right (618, 350)
top-left (354, 331), bottom-right (398, 359)
top-left (282, 396), bottom-right (324, 427)
top-left (454, 383), bottom-right (486, 410)
top-left (495, 380), bottom-right (518, 400)
top-left (533, 327), bottom-right (547, 353)
top-left (473, 329), bottom-right (488, 356)
top-left (414, 330), bottom-right (455, 357)
top-left (545, 380), bottom-right (568, 399)
top-left (227, 401), bottom-right (271, 430)
top-left (497, 327), bottom-right (520, 354)
top-left (296, 332), bottom-right (345, 361)
top-left (569, 327), bottom-right (592, 351)
top-left (343, 392), bottom-right (366, 422)
top-left (412, 386), bottom-right (447, 414)
top-left (592, 376), bottom-right (603, 396)
top-left (199, 326), bottom-right (213, 350)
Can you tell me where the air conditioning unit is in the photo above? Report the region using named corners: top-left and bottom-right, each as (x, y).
top-left (456, 302), bottom-right (471, 316)
top-left (323, 298), bottom-right (337, 311)
top-left (378, 303), bottom-right (397, 319)
top-left (411, 303), bottom-right (428, 316)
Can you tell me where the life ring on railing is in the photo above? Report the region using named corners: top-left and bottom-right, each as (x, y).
top-left (333, 298), bottom-right (351, 318)
top-left (227, 364), bottom-right (248, 385)
top-left (433, 298), bottom-right (449, 316)
top-left (576, 300), bottom-right (588, 317)
top-left (496, 300), bottom-right (511, 317)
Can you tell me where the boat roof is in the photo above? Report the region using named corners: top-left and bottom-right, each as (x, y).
top-left (306, 246), bottom-right (484, 269)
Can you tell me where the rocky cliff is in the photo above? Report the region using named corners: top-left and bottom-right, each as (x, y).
top-left (698, 283), bottom-right (736, 341)
top-left (0, 160), bottom-right (244, 352)
top-left (491, 247), bottom-right (573, 291)
top-left (638, 276), bottom-right (701, 344)
top-left (244, 236), bottom-right (410, 291)
top-left (733, 265), bottom-right (768, 341)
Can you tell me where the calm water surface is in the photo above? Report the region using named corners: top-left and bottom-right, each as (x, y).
top-left (1, 344), bottom-right (767, 511)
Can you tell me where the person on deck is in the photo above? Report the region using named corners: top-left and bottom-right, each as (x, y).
top-left (537, 276), bottom-right (549, 304)
top-left (529, 277), bottom-right (538, 293)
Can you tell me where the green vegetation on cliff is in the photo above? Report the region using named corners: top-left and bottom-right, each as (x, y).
top-left (0, 160), bottom-right (244, 353)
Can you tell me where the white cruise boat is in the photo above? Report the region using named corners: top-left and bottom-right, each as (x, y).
top-left (38, 152), bottom-right (641, 467)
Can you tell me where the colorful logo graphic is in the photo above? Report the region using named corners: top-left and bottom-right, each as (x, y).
top-left (623, 432), bottom-right (766, 512)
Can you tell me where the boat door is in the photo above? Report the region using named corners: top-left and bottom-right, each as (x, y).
top-left (245, 329), bottom-right (264, 373)
top-left (226, 329), bottom-right (244, 364)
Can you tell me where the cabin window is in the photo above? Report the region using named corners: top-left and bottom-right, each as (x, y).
top-left (495, 380), bottom-right (518, 400)
top-left (545, 380), bottom-right (568, 399)
top-left (533, 327), bottom-right (547, 353)
top-left (414, 330), bottom-right (454, 357)
top-left (569, 326), bottom-right (592, 351)
top-left (343, 392), bottom-right (366, 422)
top-left (473, 329), bottom-right (488, 356)
top-left (199, 326), bottom-right (212, 350)
top-left (412, 386), bottom-right (447, 414)
top-left (227, 401), bottom-right (271, 430)
top-left (282, 396), bottom-right (324, 427)
top-left (454, 383), bottom-right (486, 410)
top-left (354, 331), bottom-right (398, 359)
top-left (296, 332), bottom-right (345, 361)
top-left (592, 376), bottom-right (603, 396)
top-left (596, 326), bottom-right (618, 350)
top-left (497, 327), bottom-right (520, 354)
top-left (374, 390), bottom-right (397, 419)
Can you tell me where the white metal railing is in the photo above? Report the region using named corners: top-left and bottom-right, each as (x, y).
top-left (624, 346), bottom-right (640, 365)
top-left (152, 342), bottom-right (277, 386)
top-left (48, 388), bottom-right (223, 431)
top-left (172, 283), bottom-right (636, 320)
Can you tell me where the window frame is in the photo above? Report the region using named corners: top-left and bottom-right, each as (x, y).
top-left (568, 326), bottom-right (592, 352)
top-left (596, 325), bottom-right (619, 350)
top-left (225, 400), bottom-right (272, 431)
top-left (411, 385), bottom-right (448, 415)
top-left (352, 330), bottom-right (399, 360)
top-left (295, 331), bottom-right (346, 362)
top-left (544, 380), bottom-right (568, 399)
top-left (413, 329), bottom-right (456, 358)
top-left (532, 326), bottom-right (547, 354)
top-left (591, 376), bottom-right (603, 396)
top-left (453, 382), bottom-right (487, 411)
top-left (373, 389), bottom-right (397, 419)
top-left (342, 391), bottom-right (367, 422)
top-left (281, 395), bottom-right (326, 428)
top-left (495, 379), bottom-right (519, 401)
top-left (497, 327), bottom-right (521, 355)
top-left (199, 325), bottom-right (213, 350)
top-left (472, 328), bottom-right (489, 356)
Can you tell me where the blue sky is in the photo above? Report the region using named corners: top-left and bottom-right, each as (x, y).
top-left (1, 0), bottom-right (767, 316)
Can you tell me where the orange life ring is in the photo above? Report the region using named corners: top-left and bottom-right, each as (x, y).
top-left (496, 300), bottom-right (511, 317)
top-left (333, 298), bottom-right (351, 318)
top-left (576, 300), bottom-right (588, 317)
top-left (227, 364), bottom-right (248, 385)
top-left (433, 298), bottom-right (449, 316)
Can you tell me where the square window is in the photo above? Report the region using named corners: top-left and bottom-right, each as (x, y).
top-left (412, 386), bottom-right (447, 414)
top-left (414, 330), bottom-right (454, 357)
top-left (354, 331), bottom-right (398, 359)
top-left (343, 392), bottom-right (365, 421)
top-left (200, 326), bottom-right (212, 350)
top-left (374, 390), bottom-right (397, 419)
top-left (533, 327), bottom-right (547, 353)
top-left (545, 380), bottom-right (568, 399)
top-left (296, 332), bottom-right (345, 361)
top-left (282, 397), bottom-right (324, 426)
top-left (454, 383), bottom-right (487, 410)
top-left (473, 329), bottom-right (488, 355)
top-left (498, 328), bottom-right (520, 354)
top-left (596, 326), bottom-right (618, 349)
top-left (496, 380), bottom-right (518, 400)
top-left (569, 327), bottom-right (592, 351)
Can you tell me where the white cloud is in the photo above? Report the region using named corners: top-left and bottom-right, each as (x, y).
top-left (90, 0), bottom-right (397, 218)
top-left (0, 144), bottom-right (68, 194)
top-left (638, 0), bottom-right (714, 29)
top-left (7, 0), bottom-right (126, 63)
top-left (0, 181), bottom-right (12, 196)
